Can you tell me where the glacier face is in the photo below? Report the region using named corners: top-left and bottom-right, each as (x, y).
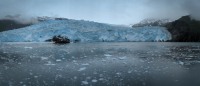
top-left (0, 19), bottom-right (172, 42)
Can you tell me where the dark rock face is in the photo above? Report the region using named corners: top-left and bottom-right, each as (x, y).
top-left (0, 19), bottom-right (32, 32)
top-left (51, 35), bottom-right (70, 44)
top-left (165, 15), bottom-right (200, 42)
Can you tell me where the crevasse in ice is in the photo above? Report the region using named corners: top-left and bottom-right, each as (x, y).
top-left (0, 19), bottom-right (171, 42)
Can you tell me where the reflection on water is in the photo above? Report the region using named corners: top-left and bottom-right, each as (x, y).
top-left (0, 42), bottom-right (200, 86)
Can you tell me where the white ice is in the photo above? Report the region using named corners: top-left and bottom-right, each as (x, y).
top-left (78, 67), bottom-right (87, 71)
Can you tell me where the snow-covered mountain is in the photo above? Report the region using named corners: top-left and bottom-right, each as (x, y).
top-left (132, 19), bottom-right (171, 27)
top-left (0, 19), bottom-right (172, 42)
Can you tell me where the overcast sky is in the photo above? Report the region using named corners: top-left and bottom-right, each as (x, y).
top-left (0, 0), bottom-right (199, 25)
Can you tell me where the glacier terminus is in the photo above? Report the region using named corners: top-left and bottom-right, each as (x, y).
top-left (0, 19), bottom-right (171, 42)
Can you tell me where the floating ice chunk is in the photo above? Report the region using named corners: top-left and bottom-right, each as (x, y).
top-left (178, 61), bottom-right (184, 65)
top-left (81, 63), bottom-right (90, 66)
top-left (4, 66), bottom-right (9, 70)
top-left (41, 57), bottom-right (48, 60)
top-left (34, 76), bottom-right (38, 78)
top-left (116, 72), bottom-right (121, 75)
top-left (188, 55), bottom-right (194, 58)
top-left (78, 67), bottom-right (87, 71)
top-left (45, 63), bottom-right (55, 65)
top-left (24, 47), bottom-right (33, 49)
top-left (104, 54), bottom-right (112, 57)
top-left (56, 59), bottom-right (62, 62)
top-left (123, 62), bottom-right (127, 65)
top-left (74, 76), bottom-right (77, 79)
top-left (3, 52), bottom-right (7, 54)
top-left (90, 50), bottom-right (94, 53)
top-left (99, 78), bottom-right (104, 81)
top-left (92, 79), bottom-right (98, 83)
top-left (81, 81), bottom-right (89, 85)
top-left (29, 72), bottom-right (33, 75)
top-left (44, 61), bottom-right (56, 66)
top-left (196, 61), bottom-right (200, 63)
top-left (119, 56), bottom-right (127, 60)
top-left (19, 81), bottom-right (23, 84)
top-left (185, 58), bottom-right (192, 60)
top-left (128, 70), bottom-right (133, 73)
top-left (72, 60), bottom-right (77, 63)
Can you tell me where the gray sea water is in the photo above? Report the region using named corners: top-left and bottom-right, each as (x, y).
top-left (0, 42), bottom-right (200, 86)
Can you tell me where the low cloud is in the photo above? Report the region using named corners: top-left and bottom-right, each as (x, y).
top-left (0, 0), bottom-right (199, 24)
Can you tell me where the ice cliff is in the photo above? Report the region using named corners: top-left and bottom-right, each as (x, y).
top-left (0, 19), bottom-right (171, 42)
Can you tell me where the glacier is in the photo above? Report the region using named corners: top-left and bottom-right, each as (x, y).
top-left (0, 19), bottom-right (172, 42)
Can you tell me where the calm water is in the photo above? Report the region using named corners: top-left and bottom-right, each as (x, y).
top-left (0, 42), bottom-right (200, 86)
